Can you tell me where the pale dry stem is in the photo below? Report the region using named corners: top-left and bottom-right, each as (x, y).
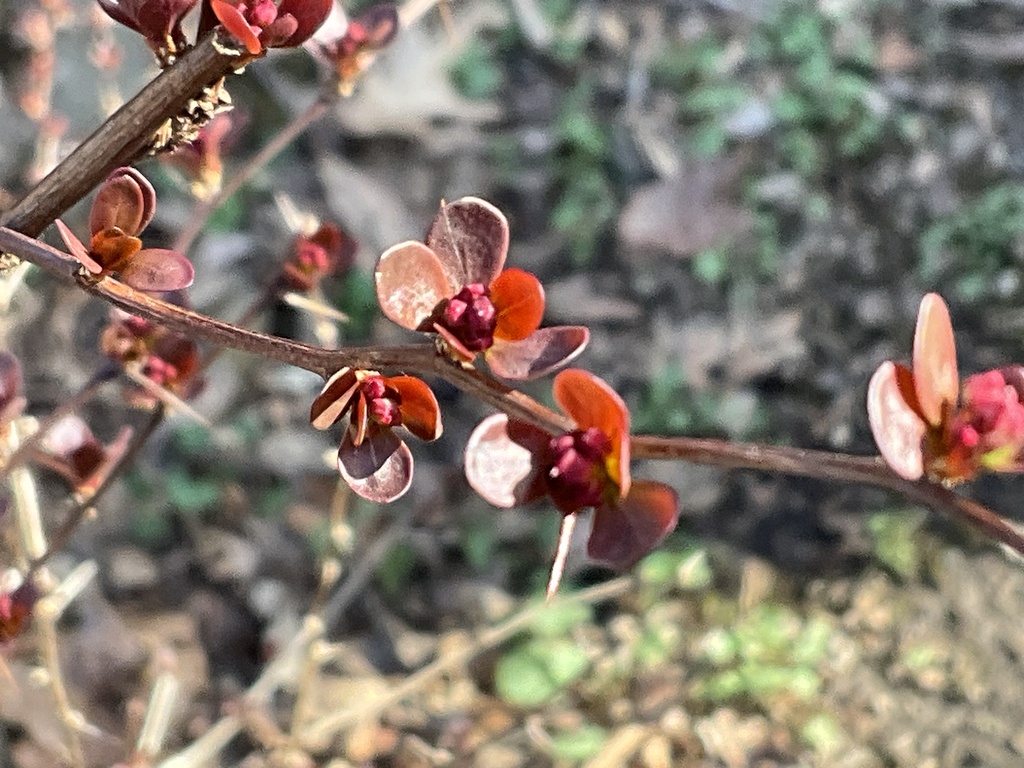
top-left (299, 576), bottom-right (634, 750)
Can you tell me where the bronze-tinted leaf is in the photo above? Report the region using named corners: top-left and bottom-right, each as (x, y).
top-left (586, 480), bottom-right (679, 570)
top-left (55, 220), bottom-right (103, 274)
top-left (338, 427), bottom-right (413, 502)
top-left (552, 366), bottom-right (629, 492)
top-left (339, 424), bottom-right (402, 480)
top-left (464, 414), bottom-right (548, 507)
top-left (375, 241), bottom-right (452, 330)
top-left (912, 293), bottom-right (958, 427)
top-left (867, 361), bottom-right (926, 481)
top-left (389, 375), bottom-right (442, 441)
top-left (277, 0), bottom-right (333, 46)
top-left (485, 326), bottom-right (589, 381)
top-left (491, 267), bottom-right (545, 342)
top-left (310, 368), bottom-right (359, 429)
top-left (425, 197), bottom-right (509, 290)
top-left (90, 169), bottom-right (153, 236)
top-left (119, 249), bottom-right (195, 292)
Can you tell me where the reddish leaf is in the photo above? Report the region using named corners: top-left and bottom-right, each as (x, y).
top-left (586, 480), bottom-right (679, 569)
top-left (389, 375), bottom-right (442, 441)
top-left (912, 293), bottom-right (958, 427)
top-left (867, 361), bottom-right (926, 481)
top-left (491, 268), bottom-right (545, 342)
top-left (310, 368), bottom-right (359, 429)
top-left (42, 415), bottom-right (95, 458)
top-left (425, 197), bottom-right (509, 290)
top-left (0, 581), bottom-right (37, 643)
top-left (338, 427), bottom-right (413, 502)
top-left (276, 0), bottom-right (333, 46)
top-left (211, 0), bottom-right (263, 53)
top-left (119, 249), bottom-right (195, 292)
top-left (339, 424), bottom-right (401, 478)
top-left (375, 241), bottom-right (452, 330)
top-left (55, 220), bottom-right (103, 274)
top-left (552, 367), bottom-right (629, 492)
top-left (90, 171), bottom-right (148, 236)
top-left (464, 414), bottom-right (548, 507)
top-left (98, 0), bottom-right (198, 45)
top-left (485, 326), bottom-right (589, 381)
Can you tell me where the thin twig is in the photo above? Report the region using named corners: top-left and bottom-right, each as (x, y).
top-left (155, 618), bottom-right (323, 768)
top-left (0, 371), bottom-right (112, 486)
top-left (173, 93), bottom-right (332, 255)
top-left (173, 0), bottom-right (447, 256)
top-left (300, 576), bottom-right (635, 750)
top-left (2, 224), bottom-right (1022, 559)
top-left (630, 435), bottom-right (1024, 556)
top-left (1, 35), bottom-right (249, 238)
top-left (30, 406), bottom-right (165, 572)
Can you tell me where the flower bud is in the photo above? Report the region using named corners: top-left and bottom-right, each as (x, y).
top-left (545, 428), bottom-right (614, 513)
top-left (438, 284), bottom-right (498, 352)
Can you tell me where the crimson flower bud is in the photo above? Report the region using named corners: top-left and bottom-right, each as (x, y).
top-left (545, 427), bottom-right (614, 514)
top-left (437, 283), bottom-right (498, 352)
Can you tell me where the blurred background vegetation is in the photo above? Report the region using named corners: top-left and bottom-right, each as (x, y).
top-left (5, 0), bottom-right (1024, 765)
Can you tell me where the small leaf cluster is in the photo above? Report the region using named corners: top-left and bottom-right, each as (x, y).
top-left (310, 198), bottom-right (681, 590)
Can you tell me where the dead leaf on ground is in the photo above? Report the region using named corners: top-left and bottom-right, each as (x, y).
top-left (618, 155), bottom-right (752, 259)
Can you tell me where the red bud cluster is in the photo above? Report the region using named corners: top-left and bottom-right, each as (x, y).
top-left (375, 197), bottom-right (588, 380)
top-left (55, 167), bottom-right (194, 294)
top-left (98, 0), bottom-right (199, 61)
top-left (310, 368), bottom-right (441, 502)
top-left (869, 293), bottom-right (1024, 483)
top-left (317, 3), bottom-right (399, 95)
top-left (282, 221), bottom-right (356, 293)
top-left (466, 369), bottom-right (680, 590)
top-left (101, 308), bottom-right (202, 407)
top-left (210, 0), bottom-right (331, 55)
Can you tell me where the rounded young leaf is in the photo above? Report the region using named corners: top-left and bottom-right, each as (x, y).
top-left (486, 326), bottom-right (589, 381)
top-left (277, 0), bottom-right (333, 46)
top-left (867, 361), bottom-right (926, 481)
top-left (55, 220), bottom-right (103, 274)
top-left (338, 427), bottom-right (413, 502)
top-left (425, 197), bottom-right (509, 290)
top-left (375, 241), bottom-right (452, 330)
top-left (211, 0), bottom-right (263, 53)
top-left (491, 267), bottom-right (545, 342)
top-left (464, 414), bottom-right (548, 507)
top-left (586, 480), bottom-right (679, 570)
top-left (119, 249), bottom-right (195, 292)
top-left (912, 293), bottom-right (958, 427)
top-left (388, 375), bottom-right (442, 441)
top-left (90, 168), bottom-right (155, 237)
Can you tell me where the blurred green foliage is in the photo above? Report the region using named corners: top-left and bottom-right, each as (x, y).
top-left (868, 510), bottom-right (926, 579)
top-left (693, 603), bottom-right (832, 704)
top-left (550, 82), bottom-right (617, 266)
top-left (920, 183), bottom-right (1024, 296)
top-left (633, 362), bottom-right (768, 439)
